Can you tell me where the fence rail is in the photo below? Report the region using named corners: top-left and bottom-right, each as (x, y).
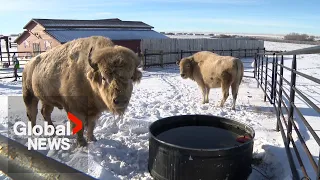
top-left (0, 134), bottom-right (96, 180)
top-left (141, 47), bottom-right (283, 79)
top-left (254, 45), bottom-right (320, 180)
top-left (0, 50), bottom-right (45, 66)
top-left (142, 47), bottom-right (272, 68)
top-left (0, 51), bottom-right (39, 80)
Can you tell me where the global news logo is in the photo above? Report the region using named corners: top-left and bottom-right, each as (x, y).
top-left (13, 112), bottom-right (82, 150)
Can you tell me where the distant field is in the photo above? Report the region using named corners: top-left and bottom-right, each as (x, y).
top-left (163, 32), bottom-right (320, 45)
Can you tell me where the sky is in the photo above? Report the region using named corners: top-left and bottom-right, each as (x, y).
top-left (0, 0), bottom-right (319, 36)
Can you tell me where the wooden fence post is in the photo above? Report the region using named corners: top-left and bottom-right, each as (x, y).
top-left (143, 49), bottom-right (147, 70)
top-left (160, 50), bottom-right (163, 68)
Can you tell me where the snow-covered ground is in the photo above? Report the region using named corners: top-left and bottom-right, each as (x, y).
top-left (0, 41), bottom-right (319, 180)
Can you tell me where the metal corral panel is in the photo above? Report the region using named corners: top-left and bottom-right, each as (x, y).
top-left (45, 29), bottom-right (169, 43)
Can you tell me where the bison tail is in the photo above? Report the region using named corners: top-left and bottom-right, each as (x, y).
top-left (236, 59), bottom-right (244, 85)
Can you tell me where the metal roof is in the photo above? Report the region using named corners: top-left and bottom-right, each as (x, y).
top-left (30, 18), bottom-right (153, 29)
top-left (45, 29), bottom-right (169, 43)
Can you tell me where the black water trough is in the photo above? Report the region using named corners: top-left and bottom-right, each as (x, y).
top-left (148, 114), bottom-right (255, 180)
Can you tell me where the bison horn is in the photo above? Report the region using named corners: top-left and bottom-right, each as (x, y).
top-left (88, 47), bottom-right (99, 72)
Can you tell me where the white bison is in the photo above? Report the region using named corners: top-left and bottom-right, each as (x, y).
top-left (22, 36), bottom-right (142, 146)
top-left (176, 51), bottom-right (244, 110)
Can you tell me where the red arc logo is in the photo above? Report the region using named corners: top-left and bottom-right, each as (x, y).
top-left (67, 112), bottom-right (82, 135)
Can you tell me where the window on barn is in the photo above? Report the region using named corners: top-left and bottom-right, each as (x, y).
top-left (32, 43), bottom-right (41, 57)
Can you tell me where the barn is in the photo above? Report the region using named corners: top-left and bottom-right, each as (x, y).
top-left (14, 18), bottom-right (169, 56)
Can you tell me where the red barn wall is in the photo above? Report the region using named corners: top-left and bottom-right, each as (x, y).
top-left (113, 40), bottom-right (141, 53)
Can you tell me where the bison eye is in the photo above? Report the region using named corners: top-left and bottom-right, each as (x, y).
top-left (102, 77), bottom-right (106, 81)
top-left (131, 76), bottom-right (133, 80)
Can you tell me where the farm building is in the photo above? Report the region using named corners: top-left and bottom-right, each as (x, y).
top-left (14, 18), bottom-right (169, 56)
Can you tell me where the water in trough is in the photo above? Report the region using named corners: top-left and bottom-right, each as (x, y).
top-left (156, 126), bottom-right (243, 149)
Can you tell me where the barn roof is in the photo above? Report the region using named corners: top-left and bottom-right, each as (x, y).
top-left (24, 18), bottom-right (154, 29)
top-left (45, 29), bottom-right (169, 43)
top-left (15, 18), bottom-right (168, 44)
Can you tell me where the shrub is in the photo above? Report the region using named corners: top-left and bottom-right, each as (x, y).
top-left (284, 33), bottom-right (315, 41)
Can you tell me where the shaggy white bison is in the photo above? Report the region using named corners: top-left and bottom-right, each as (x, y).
top-left (22, 36), bottom-right (142, 146)
top-left (176, 51), bottom-right (244, 110)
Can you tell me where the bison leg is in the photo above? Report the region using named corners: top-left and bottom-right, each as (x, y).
top-left (201, 86), bottom-right (207, 104)
top-left (205, 86), bottom-right (210, 103)
top-left (23, 93), bottom-right (39, 128)
top-left (87, 116), bottom-right (97, 142)
top-left (198, 82), bottom-right (208, 104)
top-left (220, 81), bottom-right (231, 108)
top-left (72, 121), bottom-right (87, 147)
top-left (41, 103), bottom-right (55, 126)
top-left (69, 113), bottom-right (87, 147)
top-left (231, 82), bottom-right (240, 110)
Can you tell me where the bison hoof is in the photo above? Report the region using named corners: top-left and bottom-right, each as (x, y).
top-left (87, 136), bottom-right (97, 142)
top-left (77, 138), bottom-right (88, 147)
top-left (202, 100), bottom-right (209, 104)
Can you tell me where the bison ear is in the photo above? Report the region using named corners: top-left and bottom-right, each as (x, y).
top-left (188, 57), bottom-right (196, 65)
top-left (86, 70), bottom-right (100, 83)
top-left (176, 59), bottom-right (181, 66)
top-left (187, 56), bottom-right (196, 68)
top-left (189, 56), bottom-right (195, 62)
top-left (132, 69), bottom-right (142, 84)
top-left (88, 47), bottom-right (99, 72)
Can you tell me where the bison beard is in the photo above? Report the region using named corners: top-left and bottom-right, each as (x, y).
top-left (22, 36), bottom-right (142, 147)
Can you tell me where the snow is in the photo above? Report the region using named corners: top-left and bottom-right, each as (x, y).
top-left (0, 41), bottom-right (319, 180)
top-left (166, 33), bottom-right (285, 40)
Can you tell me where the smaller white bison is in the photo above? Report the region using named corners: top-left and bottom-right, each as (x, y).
top-left (22, 36), bottom-right (142, 146)
top-left (176, 51), bottom-right (244, 110)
